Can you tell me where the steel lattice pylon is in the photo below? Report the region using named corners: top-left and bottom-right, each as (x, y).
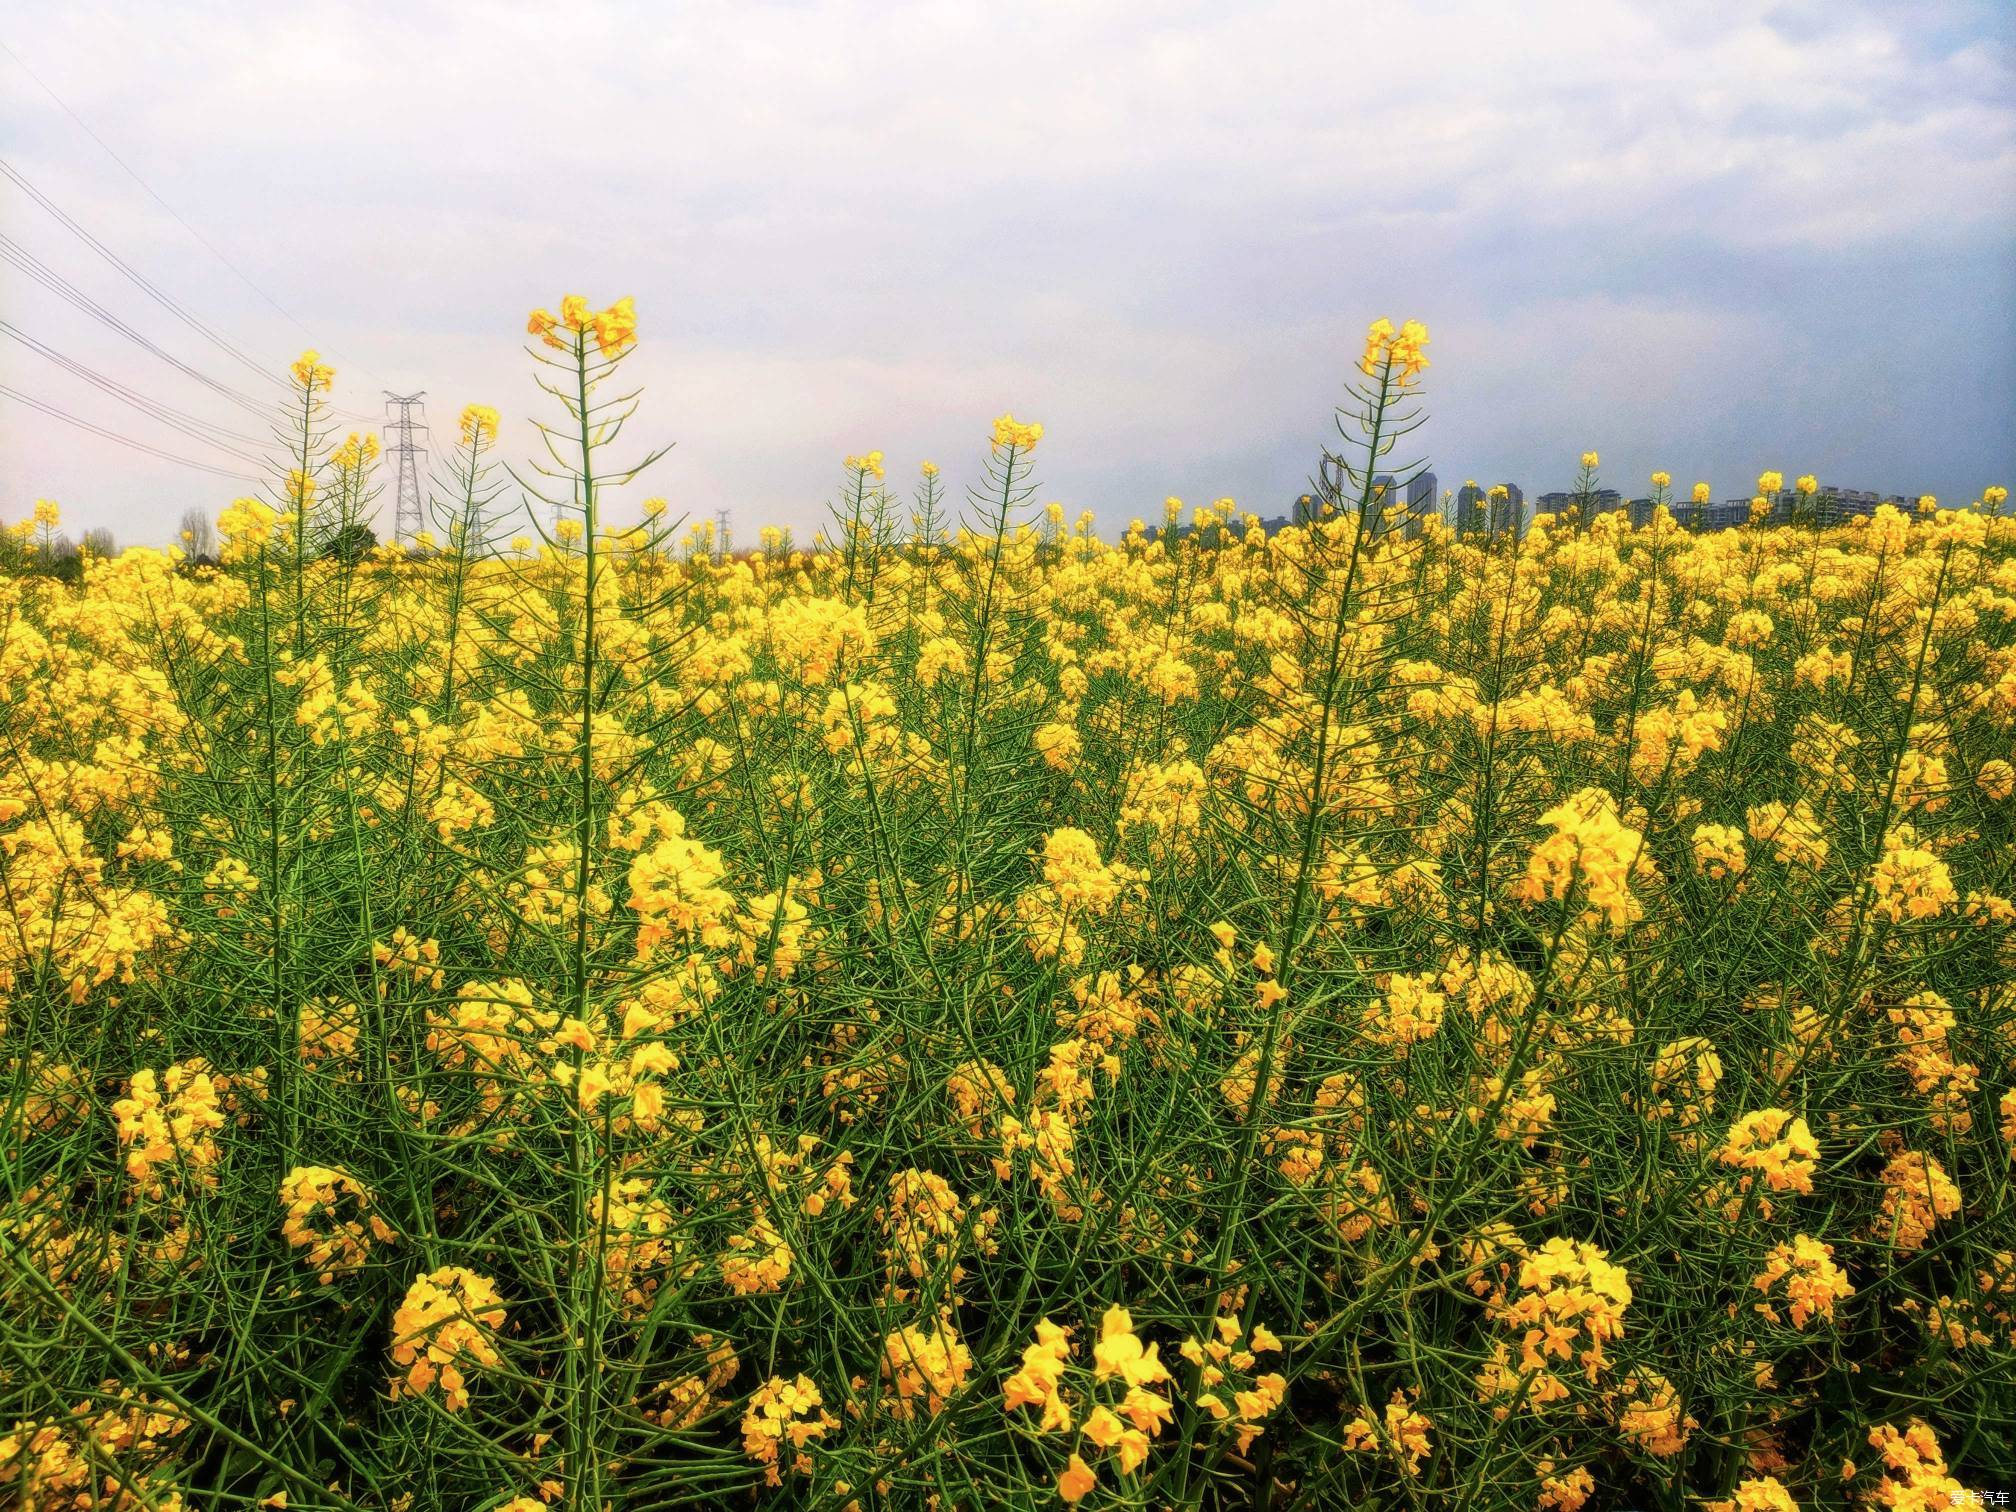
top-left (383, 392), bottom-right (429, 545)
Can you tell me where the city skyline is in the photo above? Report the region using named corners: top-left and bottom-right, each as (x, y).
top-left (1243, 471), bottom-right (1951, 547)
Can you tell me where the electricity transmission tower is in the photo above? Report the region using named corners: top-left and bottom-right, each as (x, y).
top-left (383, 392), bottom-right (428, 545)
top-left (714, 508), bottom-right (732, 562)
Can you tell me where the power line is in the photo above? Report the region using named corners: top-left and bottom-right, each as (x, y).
top-left (0, 383), bottom-right (260, 482)
top-left (4, 154), bottom-right (380, 424)
top-left (0, 232), bottom-right (376, 431)
top-left (0, 37), bottom-right (389, 391)
top-left (0, 157), bottom-right (383, 425)
top-left (0, 154), bottom-right (286, 389)
top-left (0, 320), bottom-right (272, 462)
top-left (1, 232), bottom-right (282, 420)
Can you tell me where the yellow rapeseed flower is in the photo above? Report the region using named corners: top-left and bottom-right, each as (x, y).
top-left (289, 350), bottom-right (334, 392)
top-left (992, 413), bottom-right (1044, 452)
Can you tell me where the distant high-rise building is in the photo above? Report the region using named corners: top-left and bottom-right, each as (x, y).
top-left (1369, 471), bottom-right (1437, 538)
top-left (1406, 471), bottom-right (1437, 538)
top-left (1454, 481), bottom-right (1487, 535)
top-left (1488, 483), bottom-right (1525, 537)
top-left (1528, 487), bottom-right (1619, 522)
top-left (1814, 487), bottom-right (1881, 524)
top-left (1758, 486), bottom-right (1884, 526)
top-left (1526, 480), bottom-right (1920, 534)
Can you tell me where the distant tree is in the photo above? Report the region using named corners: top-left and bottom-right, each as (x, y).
top-left (43, 537), bottom-right (82, 584)
top-left (324, 521), bottom-right (378, 565)
top-left (81, 527), bottom-right (117, 559)
top-left (177, 507), bottom-right (216, 561)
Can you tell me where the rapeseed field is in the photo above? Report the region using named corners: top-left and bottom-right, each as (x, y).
top-left (2, 304), bottom-right (2010, 1511)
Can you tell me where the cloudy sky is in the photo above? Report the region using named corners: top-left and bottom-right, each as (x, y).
top-left (2, 0), bottom-right (2011, 545)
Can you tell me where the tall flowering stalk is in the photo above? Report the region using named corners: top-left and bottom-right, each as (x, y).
top-left (1170, 317), bottom-right (1433, 1503)
top-left (514, 292), bottom-right (663, 1512)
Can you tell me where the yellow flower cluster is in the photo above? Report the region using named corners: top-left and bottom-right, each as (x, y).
top-left (1611, 1368), bottom-right (1695, 1457)
top-left (279, 1164), bottom-right (395, 1284)
top-left (0, 1387), bottom-right (191, 1512)
top-left (1714, 1108), bottom-right (1820, 1219)
top-left (1887, 991), bottom-right (1980, 1134)
top-left (1512, 786), bottom-right (1656, 928)
top-left (878, 1314), bottom-right (973, 1419)
top-left (720, 1211), bottom-right (793, 1296)
top-left (1479, 1238), bottom-right (1633, 1411)
top-left (1751, 1234), bottom-right (1854, 1328)
top-left (996, 1038), bottom-right (1116, 1219)
top-left (591, 1177), bottom-right (689, 1314)
top-left (289, 349), bottom-right (334, 392)
top-left (1876, 1151), bottom-right (1961, 1251)
top-left (1004, 1305), bottom-right (1176, 1501)
top-left (1341, 1390), bottom-right (1433, 1476)
top-left (1707, 1477), bottom-right (1799, 1512)
top-left (627, 824), bottom-right (736, 956)
top-left (1185, 1315), bottom-right (1289, 1454)
top-left (1002, 1317), bottom-right (1076, 1431)
top-left (527, 293), bottom-right (638, 358)
top-left (1363, 970), bottom-right (1447, 1053)
top-left (1746, 799), bottom-right (1830, 870)
top-left (1538, 1461), bottom-right (1597, 1511)
top-left (388, 1266), bottom-right (506, 1411)
top-left (0, 808), bottom-right (178, 1000)
top-left (991, 412), bottom-right (1044, 452)
top-left (739, 1375), bottom-right (837, 1487)
top-left (1864, 1420), bottom-right (1971, 1510)
top-left (876, 1167), bottom-right (998, 1292)
top-left (458, 403), bottom-right (500, 447)
top-left (110, 1063), bottom-right (226, 1199)
top-left (639, 1335), bottom-right (739, 1429)
top-left (1361, 317), bottom-right (1431, 385)
top-left (330, 431), bottom-right (381, 471)
top-left (1690, 822), bottom-right (1748, 881)
top-left (1016, 826), bottom-right (1141, 967)
top-left (1868, 825), bottom-right (1959, 923)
